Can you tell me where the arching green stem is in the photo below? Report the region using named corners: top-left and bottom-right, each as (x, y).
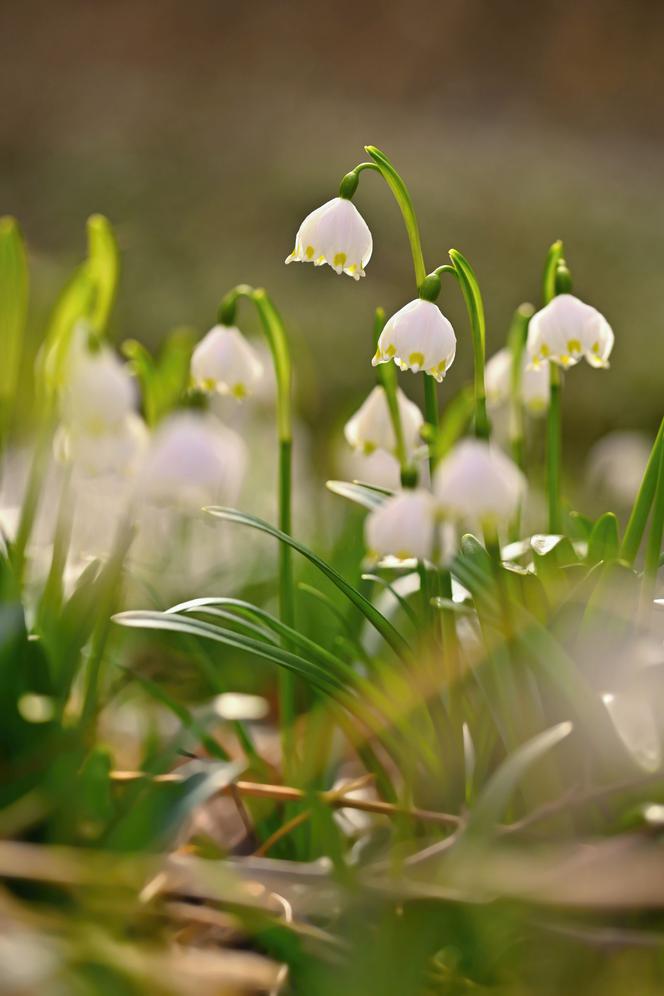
top-left (437, 252), bottom-right (490, 440)
top-left (218, 284), bottom-right (296, 766)
top-left (541, 240), bottom-right (566, 534)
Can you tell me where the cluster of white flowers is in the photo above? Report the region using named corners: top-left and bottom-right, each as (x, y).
top-left (365, 439), bottom-right (526, 563)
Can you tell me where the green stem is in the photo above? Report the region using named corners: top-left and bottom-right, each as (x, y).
top-left (11, 414), bottom-right (53, 589)
top-left (621, 417), bottom-right (664, 564)
top-left (218, 284), bottom-right (296, 770)
top-left (643, 434), bottom-right (664, 590)
top-left (373, 307), bottom-right (411, 481)
top-left (364, 146), bottom-right (427, 287)
top-left (507, 304), bottom-right (533, 540)
top-left (445, 251), bottom-right (490, 440)
top-left (423, 376), bottom-right (439, 475)
top-left (547, 363), bottom-right (562, 533)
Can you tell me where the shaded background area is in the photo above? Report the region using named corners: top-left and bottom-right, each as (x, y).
top-left (2, 0), bottom-right (663, 471)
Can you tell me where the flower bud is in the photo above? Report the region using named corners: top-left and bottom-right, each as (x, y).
top-left (434, 438), bottom-right (526, 526)
top-left (372, 299), bottom-right (456, 382)
top-left (527, 294), bottom-right (614, 370)
top-left (191, 325), bottom-right (264, 400)
top-left (344, 385), bottom-right (423, 457)
top-left (365, 489), bottom-right (437, 561)
top-left (285, 197), bottom-right (372, 280)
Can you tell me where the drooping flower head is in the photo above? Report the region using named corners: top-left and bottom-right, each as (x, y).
top-left (285, 197), bottom-right (372, 280)
top-left (372, 299), bottom-right (457, 382)
top-left (485, 347), bottom-right (549, 415)
top-left (434, 438), bottom-right (526, 526)
top-left (137, 412), bottom-right (247, 510)
top-left (344, 385), bottom-right (423, 457)
top-left (527, 294), bottom-right (614, 370)
top-left (191, 325), bottom-right (264, 400)
top-left (365, 489), bottom-right (437, 562)
top-left (60, 333), bottom-right (137, 433)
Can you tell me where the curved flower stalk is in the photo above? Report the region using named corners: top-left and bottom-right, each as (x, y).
top-left (344, 384), bottom-right (423, 457)
top-left (191, 324), bottom-right (264, 399)
top-left (213, 283), bottom-right (296, 765)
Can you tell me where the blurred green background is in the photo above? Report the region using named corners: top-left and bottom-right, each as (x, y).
top-left (2, 0), bottom-right (663, 462)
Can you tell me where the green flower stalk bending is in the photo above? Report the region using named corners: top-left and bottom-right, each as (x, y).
top-left (218, 285), bottom-right (296, 766)
top-left (541, 240), bottom-right (567, 534)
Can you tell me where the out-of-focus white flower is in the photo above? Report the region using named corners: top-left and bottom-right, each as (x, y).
top-left (587, 430), bottom-right (651, 507)
top-left (285, 197), bottom-right (372, 279)
top-left (365, 489), bottom-right (437, 561)
top-left (137, 412), bottom-right (247, 510)
top-left (344, 385), bottom-right (423, 457)
top-left (191, 325), bottom-right (264, 400)
top-left (434, 438), bottom-right (526, 525)
top-left (60, 337), bottom-right (136, 432)
top-left (485, 347), bottom-right (549, 414)
top-left (55, 413), bottom-right (149, 478)
top-left (372, 299), bottom-right (456, 382)
top-left (527, 294), bottom-right (614, 370)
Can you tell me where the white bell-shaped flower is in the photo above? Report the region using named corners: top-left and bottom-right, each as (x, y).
top-left (55, 413), bottom-right (149, 478)
top-left (137, 412), bottom-right (247, 510)
top-left (434, 438), bottom-right (526, 525)
top-left (191, 325), bottom-right (264, 400)
top-left (285, 197), bottom-right (372, 280)
top-left (527, 294), bottom-right (614, 370)
top-left (372, 299), bottom-right (456, 382)
top-left (365, 489), bottom-right (437, 561)
top-left (485, 347), bottom-right (549, 414)
top-left (60, 339), bottom-right (136, 433)
top-left (344, 385), bottom-right (423, 457)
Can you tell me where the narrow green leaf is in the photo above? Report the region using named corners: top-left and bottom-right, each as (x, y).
top-left (86, 214), bottom-right (119, 335)
top-left (587, 512), bottom-right (620, 566)
top-left (326, 479), bottom-right (391, 511)
top-left (0, 217), bottom-right (28, 414)
top-left (461, 722), bottom-right (572, 839)
top-left (204, 507), bottom-right (411, 660)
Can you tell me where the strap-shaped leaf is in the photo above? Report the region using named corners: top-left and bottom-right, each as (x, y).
top-left (326, 479), bottom-right (393, 510)
top-left (204, 507), bottom-right (411, 660)
top-left (0, 217), bottom-right (28, 412)
top-left (587, 512), bottom-right (620, 566)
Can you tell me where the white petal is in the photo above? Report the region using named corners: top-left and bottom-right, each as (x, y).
top-left (191, 325), bottom-right (264, 399)
top-left (365, 489), bottom-right (436, 561)
top-left (373, 299), bottom-right (456, 380)
top-left (434, 438), bottom-right (526, 525)
top-left (527, 294), bottom-right (613, 370)
top-left (286, 197), bottom-right (372, 278)
top-left (344, 385), bottom-right (423, 456)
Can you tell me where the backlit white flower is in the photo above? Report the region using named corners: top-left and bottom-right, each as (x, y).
top-left (60, 339), bottom-right (136, 432)
top-left (527, 294), bottom-right (614, 370)
top-left (137, 412), bottom-right (247, 509)
top-left (587, 431), bottom-right (651, 507)
top-left (365, 489), bottom-right (437, 561)
top-left (372, 299), bottom-right (456, 382)
top-left (55, 413), bottom-right (149, 478)
top-left (344, 386), bottom-right (423, 457)
top-left (191, 325), bottom-right (264, 400)
top-left (434, 438), bottom-right (526, 525)
top-left (285, 197), bottom-right (372, 279)
top-left (485, 347), bottom-right (549, 414)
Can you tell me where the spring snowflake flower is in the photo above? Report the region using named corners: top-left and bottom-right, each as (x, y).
top-left (434, 438), bottom-right (526, 525)
top-left (344, 385), bottom-right (423, 457)
top-left (365, 489), bottom-right (437, 561)
top-left (137, 412), bottom-right (247, 510)
top-left (527, 294), bottom-right (614, 370)
top-left (285, 197), bottom-right (372, 279)
top-left (60, 339), bottom-right (136, 432)
top-left (191, 325), bottom-right (264, 400)
top-left (372, 299), bottom-right (457, 382)
top-left (55, 413), bottom-right (149, 478)
top-left (485, 347), bottom-right (549, 414)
